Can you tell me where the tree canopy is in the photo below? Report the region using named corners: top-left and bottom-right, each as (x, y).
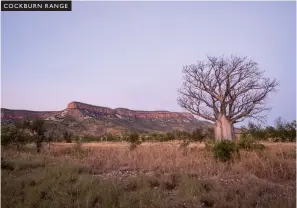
top-left (178, 55), bottom-right (279, 124)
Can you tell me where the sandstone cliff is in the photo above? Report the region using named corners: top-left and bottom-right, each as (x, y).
top-left (67, 101), bottom-right (195, 120)
top-left (1, 101), bottom-right (211, 136)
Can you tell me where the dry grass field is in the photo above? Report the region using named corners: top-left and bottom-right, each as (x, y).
top-left (1, 141), bottom-right (296, 208)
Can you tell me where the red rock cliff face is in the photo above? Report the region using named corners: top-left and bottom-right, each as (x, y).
top-left (67, 102), bottom-right (113, 114)
top-left (67, 102), bottom-right (195, 119)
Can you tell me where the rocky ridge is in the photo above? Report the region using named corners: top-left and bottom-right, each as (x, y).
top-left (67, 102), bottom-right (195, 120)
top-left (1, 101), bottom-right (211, 136)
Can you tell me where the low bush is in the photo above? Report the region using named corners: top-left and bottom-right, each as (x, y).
top-left (212, 140), bottom-right (239, 162)
top-left (125, 132), bottom-right (142, 150)
top-left (1, 123), bottom-right (30, 150)
top-left (238, 134), bottom-right (265, 151)
top-left (246, 122), bottom-right (267, 141)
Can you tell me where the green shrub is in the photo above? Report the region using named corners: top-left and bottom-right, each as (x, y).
top-left (237, 134), bottom-right (255, 150)
top-left (1, 122), bottom-right (30, 149)
top-left (212, 140), bottom-right (239, 162)
top-left (274, 119), bottom-right (296, 142)
top-left (24, 119), bottom-right (47, 153)
top-left (191, 128), bottom-right (206, 143)
top-left (246, 122), bottom-right (266, 141)
top-left (285, 120), bottom-right (296, 142)
top-left (2, 119), bottom-right (48, 153)
top-left (264, 126), bottom-right (276, 141)
top-left (238, 134), bottom-right (265, 151)
top-left (125, 132), bottom-right (141, 150)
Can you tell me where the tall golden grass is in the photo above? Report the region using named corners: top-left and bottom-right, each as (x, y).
top-left (45, 141), bottom-right (296, 184)
top-left (2, 141), bottom-right (296, 208)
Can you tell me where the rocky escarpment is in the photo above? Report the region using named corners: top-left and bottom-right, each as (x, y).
top-left (67, 102), bottom-right (195, 120)
top-left (1, 101), bottom-right (211, 135)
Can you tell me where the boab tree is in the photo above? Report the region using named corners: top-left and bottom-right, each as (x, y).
top-left (178, 55), bottom-right (278, 140)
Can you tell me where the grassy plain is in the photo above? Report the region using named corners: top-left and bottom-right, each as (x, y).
top-left (1, 141), bottom-right (296, 208)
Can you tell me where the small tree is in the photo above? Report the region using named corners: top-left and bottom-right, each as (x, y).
top-left (285, 120), bottom-right (296, 142)
top-left (25, 119), bottom-right (46, 153)
top-left (237, 134), bottom-right (265, 151)
top-left (1, 122), bottom-right (29, 150)
top-left (246, 122), bottom-right (266, 140)
top-left (125, 131), bottom-right (141, 150)
top-left (273, 117), bottom-right (296, 142)
top-left (264, 126), bottom-right (277, 141)
top-left (178, 55), bottom-right (278, 141)
top-left (47, 123), bottom-right (58, 150)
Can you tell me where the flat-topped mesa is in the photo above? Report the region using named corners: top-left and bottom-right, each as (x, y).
top-left (67, 101), bottom-right (195, 119)
top-left (67, 101), bottom-right (113, 114)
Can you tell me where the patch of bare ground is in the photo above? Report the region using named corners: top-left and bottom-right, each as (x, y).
top-left (1, 142), bottom-right (296, 208)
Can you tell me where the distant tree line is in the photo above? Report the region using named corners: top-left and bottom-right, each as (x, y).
top-left (241, 117), bottom-right (296, 142)
top-left (1, 119), bottom-right (76, 152)
top-left (77, 127), bottom-right (214, 143)
top-left (1, 119), bottom-right (47, 152)
top-left (1, 117), bottom-right (295, 153)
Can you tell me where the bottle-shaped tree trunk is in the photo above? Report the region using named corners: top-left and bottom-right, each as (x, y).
top-left (214, 114), bottom-right (235, 140)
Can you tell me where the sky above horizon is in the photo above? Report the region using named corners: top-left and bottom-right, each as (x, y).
top-left (1, 1), bottom-right (296, 126)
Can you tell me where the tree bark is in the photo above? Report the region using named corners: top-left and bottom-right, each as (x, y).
top-left (214, 114), bottom-right (235, 140)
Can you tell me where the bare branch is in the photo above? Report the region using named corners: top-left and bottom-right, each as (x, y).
top-left (178, 55), bottom-right (279, 123)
